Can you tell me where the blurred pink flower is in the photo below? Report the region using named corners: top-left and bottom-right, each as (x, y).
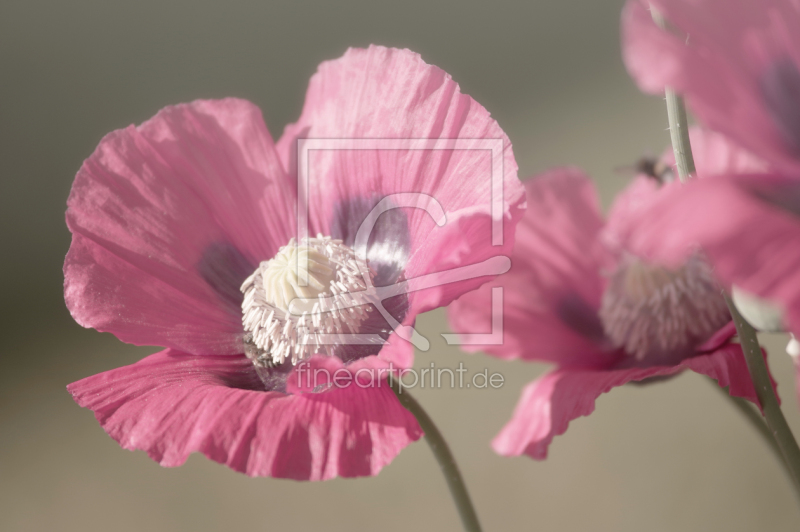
top-left (65, 46), bottom-right (525, 479)
top-left (447, 167), bottom-right (769, 459)
top-left (623, 0), bottom-right (800, 174)
top-left (621, 0), bottom-right (800, 336)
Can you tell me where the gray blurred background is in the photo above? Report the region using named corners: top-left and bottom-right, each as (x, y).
top-left (2, 0), bottom-right (799, 530)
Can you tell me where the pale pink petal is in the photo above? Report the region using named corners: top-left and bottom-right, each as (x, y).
top-left (622, 0), bottom-right (800, 172)
top-left (660, 127), bottom-right (771, 177)
top-left (68, 349), bottom-right (422, 480)
top-left (65, 99), bottom-right (295, 355)
top-left (349, 329), bottom-right (415, 372)
top-left (448, 168), bottom-right (615, 367)
top-left (618, 174), bottom-right (800, 334)
top-left (493, 344), bottom-right (764, 459)
top-left (277, 45), bottom-right (525, 319)
top-left (284, 353), bottom-right (405, 394)
top-left (603, 176), bottom-right (663, 253)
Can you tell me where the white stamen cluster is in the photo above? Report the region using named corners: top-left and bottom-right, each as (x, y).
top-left (598, 255), bottom-right (730, 360)
top-left (241, 235), bottom-right (376, 367)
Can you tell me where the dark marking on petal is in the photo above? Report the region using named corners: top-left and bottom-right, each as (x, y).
top-left (252, 361), bottom-right (294, 394)
top-left (331, 196), bottom-right (411, 287)
top-left (242, 332), bottom-right (294, 393)
top-left (555, 293), bottom-right (606, 344)
top-left (197, 242), bottom-right (256, 311)
top-left (337, 287), bottom-right (411, 364)
top-left (330, 196), bottom-right (412, 364)
top-left (760, 58), bottom-right (800, 156)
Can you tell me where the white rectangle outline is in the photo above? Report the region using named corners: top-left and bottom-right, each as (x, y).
top-left (296, 138), bottom-right (504, 257)
top-left (295, 138), bottom-right (506, 346)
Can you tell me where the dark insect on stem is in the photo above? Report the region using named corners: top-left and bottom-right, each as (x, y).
top-left (635, 156), bottom-right (674, 183)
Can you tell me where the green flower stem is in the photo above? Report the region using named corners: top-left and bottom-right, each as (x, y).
top-left (389, 377), bottom-right (482, 532)
top-left (652, 3), bottom-right (800, 497)
top-left (724, 296), bottom-right (800, 492)
top-left (709, 379), bottom-right (786, 472)
top-left (651, 6), bottom-right (696, 183)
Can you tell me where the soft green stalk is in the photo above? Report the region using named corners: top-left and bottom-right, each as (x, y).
top-left (709, 379), bottom-right (795, 485)
top-left (724, 296), bottom-right (800, 494)
top-left (389, 378), bottom-right (482, 532)
top-left (651, 7), bottom-right (696, 181)
top-left (650, 3), bottom-right (800, 498)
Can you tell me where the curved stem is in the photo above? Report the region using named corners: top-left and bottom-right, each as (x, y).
top-left (389, 377), bottom-right (482, 532)
top-left (712, 380), bottom-right (800, 500)
top-left (725, 296), bottom-right (800, 493)
top-left (652, 3), bottom-right (800, 497)
top-left (709, 378), bottom-right (786, 470)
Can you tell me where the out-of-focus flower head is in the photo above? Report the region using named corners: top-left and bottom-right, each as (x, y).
top-left (621, 0), bottom-right (800, 346)
top-left (447, 163), bottom-right (772, 459)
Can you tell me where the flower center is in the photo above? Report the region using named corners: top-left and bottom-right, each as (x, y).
top-left (240, 236), bottom-right (376, 367)
top-left (598, 255), bottom-right (730, 363)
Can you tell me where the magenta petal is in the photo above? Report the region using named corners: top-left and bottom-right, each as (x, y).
top-left (284, 354), bottom-right (398, 394)
top-left (622, 0), bottom-right (800, 172)
top-left (682, 344), bottom-right (773, 408)
top-left (697, 321), bottom-right (737, 353)
top-left (493, 344), bottom-right (764, 460)
top-left (618, 174), bottom-right (800, 334)
top-left (65, 99), bottom-right (296, 355)
top-left (492, 367), bottom-right (680, 460)
top-left (68, 349), bottom-right (422, 480)
top-left (448, 168), bottom-right (612, 367)
top-left (277, 46), bottom-right (526, 316)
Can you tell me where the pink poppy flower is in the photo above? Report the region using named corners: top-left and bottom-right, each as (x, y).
top-left (620, 0), bottom-right (800, 337)
top-left (447, 166), bottom-right (768, 459)
top-left (65, 45), bottom-right (526, 480)
top-left (623, 0), bottom-right (800, 175)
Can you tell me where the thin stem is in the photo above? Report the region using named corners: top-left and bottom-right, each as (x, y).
top-left (725, 295), bottom-right (800, 492)
top-left (712, 381), bottom-right (800, 502)
top-left (709, 378), bottom-right (785, 470)
top-left (651, 6), bottom-right (696, 182)
top-left (389, 378), bottom-right (482, 532)
top-left (663, 88), bottom-right (696, 181)
top-left (652, 3), bottom-right (800, 497)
